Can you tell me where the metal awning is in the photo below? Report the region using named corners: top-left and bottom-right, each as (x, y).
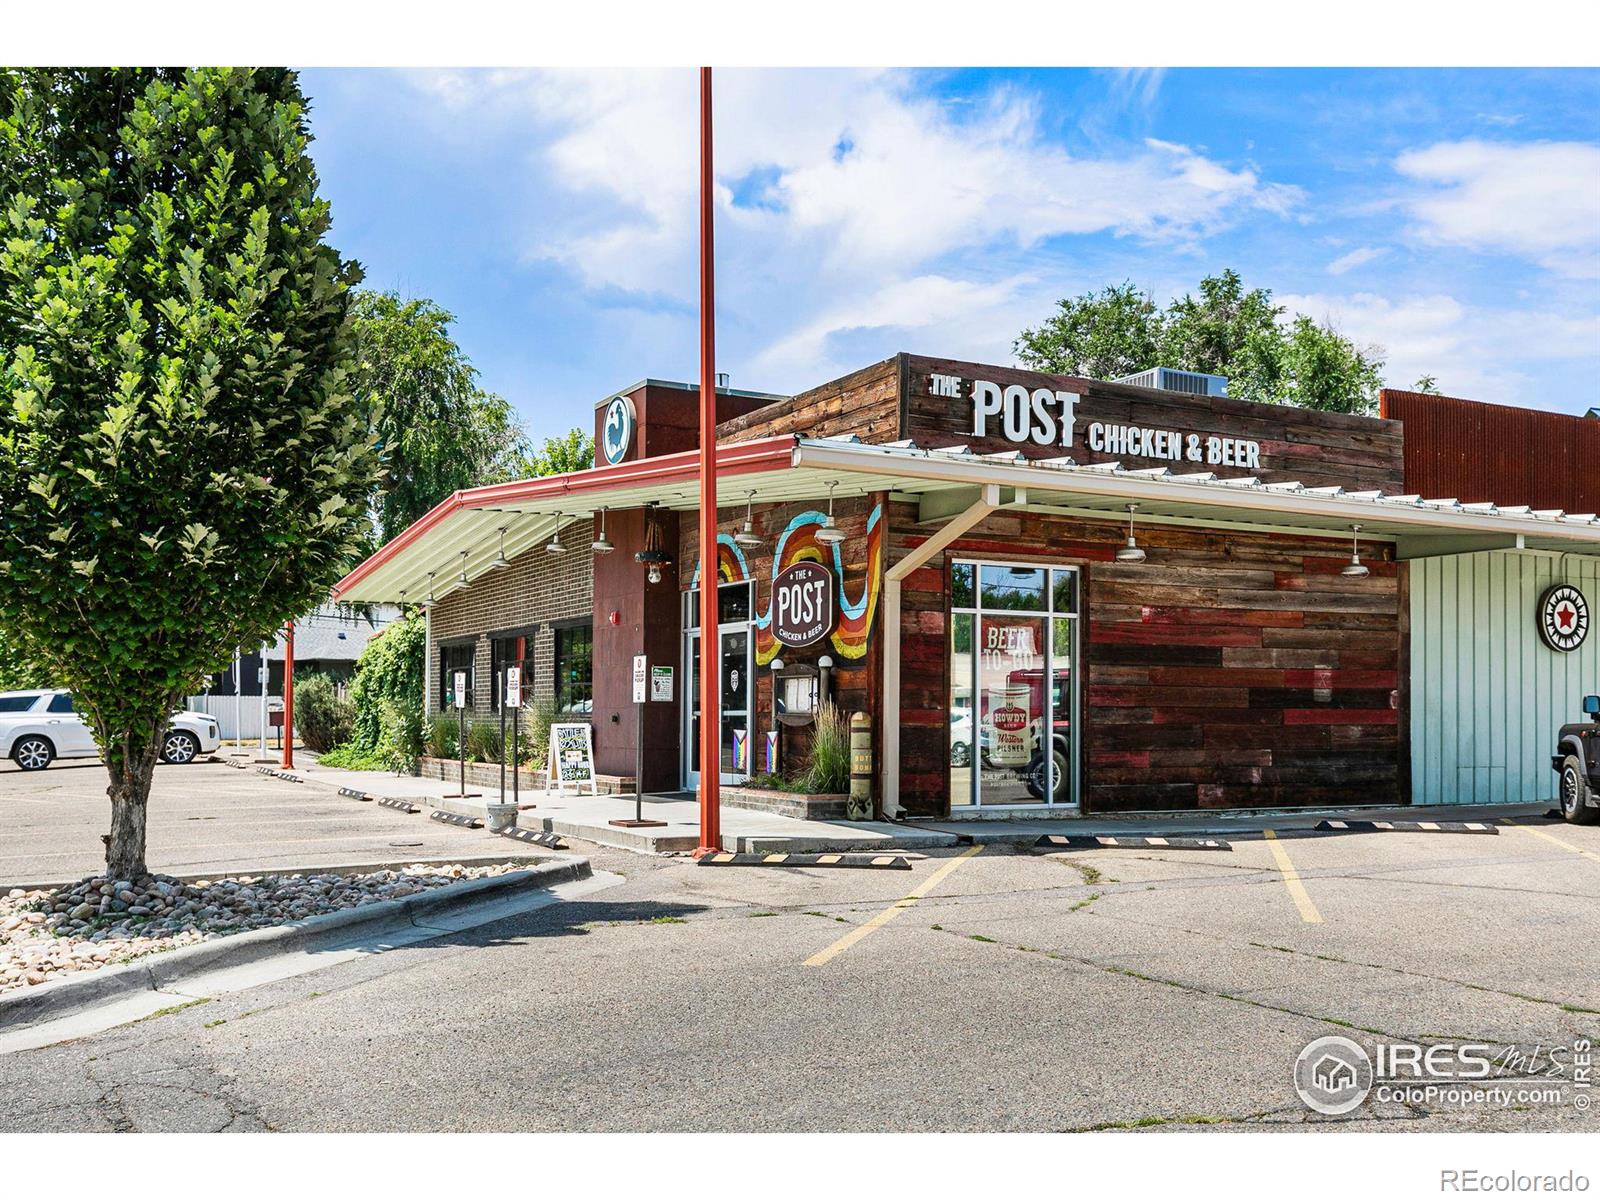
top-left (332, 433), bottom-right (1600, 603)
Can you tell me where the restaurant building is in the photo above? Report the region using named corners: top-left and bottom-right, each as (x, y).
top-left (332, 355), bottom-right (1600, 820)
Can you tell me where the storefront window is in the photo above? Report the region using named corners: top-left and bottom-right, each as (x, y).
top-left (949, 559), bottom-right (1079, 808)
top-left (554, 623), bottom-right (593, 715)
top-left (439, 642), bottom-right (474, 710)
top-left (489, 634), bottom-right (525, 712)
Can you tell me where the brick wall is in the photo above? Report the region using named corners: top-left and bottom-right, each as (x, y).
top-left (425, 534), bottom-right (594, 721)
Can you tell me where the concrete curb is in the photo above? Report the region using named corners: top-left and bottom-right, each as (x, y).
top-left (3, 853), bottom-right (554, 895)
top-left (0, 855), bottom-right (590, 1032)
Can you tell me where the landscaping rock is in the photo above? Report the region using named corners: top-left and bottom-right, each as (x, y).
top-left (0, 861), bottom-right (528, 997)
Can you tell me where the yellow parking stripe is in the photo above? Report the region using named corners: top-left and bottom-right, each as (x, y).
top-left (804, 844), bottom-right (983, 967)
top-left (1263, 830), bottom-right (1324, 924)
top-left (1505, 821), bottom-right (1600, 864)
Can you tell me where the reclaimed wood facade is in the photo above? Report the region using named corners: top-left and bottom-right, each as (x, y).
top-left (892, 507), bottom-right (1404, 815)
top-left (713, 352), bottom-right (1409, 815)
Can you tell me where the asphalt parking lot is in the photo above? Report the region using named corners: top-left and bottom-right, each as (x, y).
top-left (0, 800), bottom-right (1594, 1132)
top-left (0, 757), bottom-right (515, 885)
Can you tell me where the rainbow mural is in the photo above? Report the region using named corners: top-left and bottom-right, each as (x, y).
top-left (689, 503), bottom-right (883, 665)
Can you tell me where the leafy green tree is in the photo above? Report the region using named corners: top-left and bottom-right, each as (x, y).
top-left (0, 624), bottom-right (47, 691)
top-left (350, 290), bottom-right (529, 545)
top-left (1412, 374), bottom-right (1442, 394)
top-left (1013, 282), bottom-right (1162, 382)
top-left (345, 610), bottom-right (425, 752)
top-left (0, 68), bottom-right (378, 878)
top-left (1016, 269), bottom-right (1387, 415)
top-left (519, 427), bottom-right (594, 477)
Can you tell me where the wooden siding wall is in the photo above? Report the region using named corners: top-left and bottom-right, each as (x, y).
top-left (716, 356), bottom-right (901, 444)
top-left (893, 506), bottom-right (1404, 815)
top-left (1410, 551), bottom-right (1600, 805)
top-left (903, 354), bottom-right (1406, 492)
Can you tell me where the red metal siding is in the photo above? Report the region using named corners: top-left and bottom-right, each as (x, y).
top-left (1381, 390), bottom-right (1600, 513)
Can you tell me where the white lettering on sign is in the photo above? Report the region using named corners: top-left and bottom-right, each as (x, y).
top-left (930, 373), bottom-right (962, 398)
top-left (968, 379), bottom-right (1077, 448)
top-left (1087, 422), bottom-right (1261, 470)
top-left (632, 654), bottom-right (648, 704)
top-left (772, 561), bottom-right (836, 647)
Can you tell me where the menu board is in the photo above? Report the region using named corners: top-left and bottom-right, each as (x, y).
top-left (545, 722), bottom-right (596, 796)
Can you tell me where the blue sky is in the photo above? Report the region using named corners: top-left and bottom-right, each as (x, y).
top-left (299, 67), bottom-right (1600, 442)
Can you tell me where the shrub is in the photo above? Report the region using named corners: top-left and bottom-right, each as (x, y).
top-left (378, 698), bottom-right (423, 773)
top-left (466, 717), bottom-right (503, 764)
top-left (348, 612), bottom-right (425, 751)
top-left (513, 699), bottom-right (559, 772)
top-left (294, 673), bottom-right (352, 754)
top-left (317, 743), bottom-right (391, 771)
top-left (801, 702), bottom-right (850, 795)
top-left (426, 713), bottom-right (457, 759)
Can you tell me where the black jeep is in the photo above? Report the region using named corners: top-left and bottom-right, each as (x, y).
top-left (1552, 694), bottom-right (1600, 825)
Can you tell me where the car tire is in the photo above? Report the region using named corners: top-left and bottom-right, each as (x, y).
top-left (12, 735), bottom-right (54, 771)
top-left (160, 730), bottom-right (201, 765)
top-left (950, 741), bottom-right (971, 768)
top-left (1558, 754), bottom-right (1598, 825)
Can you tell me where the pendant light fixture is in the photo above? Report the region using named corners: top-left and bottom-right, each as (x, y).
top-left (423, 572), bottom-right (436, 608)
top-left (635, 501), bottom-right (671, 584)
top-left (1340, 523), bottom-right (1370, 578)
top-left (815, 481), bottom-right (846, 545)
top-left (456, 549), bottom-right (470, 584)
top-left (1115, 503), bottom-right (1147, 564)
top-left (734, 490), bottom-right (763, 548)
top-left (546, 512), bottom-right (568, 555)
top-left (489, 527), bottom-right (510, 570)
top-left (592, 506), bottom-right (615, 555)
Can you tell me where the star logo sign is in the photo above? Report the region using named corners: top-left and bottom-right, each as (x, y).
top-left (1539, 585), bottom-right (1590, 654)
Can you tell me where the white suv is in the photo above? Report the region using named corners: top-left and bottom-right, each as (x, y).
top-left (0, 690), bottom-right (221, 771)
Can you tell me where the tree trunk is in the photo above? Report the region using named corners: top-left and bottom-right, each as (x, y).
top-left (104, 742), bottom-right (160, 880)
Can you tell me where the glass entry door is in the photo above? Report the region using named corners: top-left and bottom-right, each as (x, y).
top-left (684, 626), bottom-right (753, 788)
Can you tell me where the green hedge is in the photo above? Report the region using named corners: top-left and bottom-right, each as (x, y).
top-left (348, 611), bottom-right (425, 752)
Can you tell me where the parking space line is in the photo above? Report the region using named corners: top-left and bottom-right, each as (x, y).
top-left (1504, 820), bottom-right (1600, 865)
top-left (1262, 829), bottom-right (1324, 924)
top-left (803, 844), bottom-right (983, 967)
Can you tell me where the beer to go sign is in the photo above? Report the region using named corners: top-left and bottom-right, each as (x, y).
top-left (772, 561), bottom-right (836, 648)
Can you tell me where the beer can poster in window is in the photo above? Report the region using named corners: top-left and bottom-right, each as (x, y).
top-left (981, 617), bottom-right (1042, 767)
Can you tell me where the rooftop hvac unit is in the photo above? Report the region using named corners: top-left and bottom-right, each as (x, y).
top-left (1112, 366), bottom-right (1229, 397)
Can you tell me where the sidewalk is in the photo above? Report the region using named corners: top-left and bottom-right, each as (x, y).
top-left (287, 757), bottom-right (959, 855)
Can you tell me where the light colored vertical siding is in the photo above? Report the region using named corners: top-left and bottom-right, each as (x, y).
top-left (1410, 550), bottom-right (1600, 804)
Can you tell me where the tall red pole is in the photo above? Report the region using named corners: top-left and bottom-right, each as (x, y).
top-left (695, 66), bottom-right (721, 855)
top-left (282, 619), bottom-right (295, 770)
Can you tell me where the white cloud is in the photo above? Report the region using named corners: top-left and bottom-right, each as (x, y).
top-left (398, 68), bottom-right (1305, 382)
top-left (1326, 246), bottom-right (1389, 276)
top-left (1280, 290), bottom-right (1600, 409)
top-left (1394, 139), bottom-right (1600, 278)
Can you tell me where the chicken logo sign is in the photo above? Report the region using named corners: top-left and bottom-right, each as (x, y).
top-left (1538, 584), bottom-right (1590, 654)
top-left (771, 561), bottom-right (836, 648)
top-left (600, 394), bottom-right (635, 466)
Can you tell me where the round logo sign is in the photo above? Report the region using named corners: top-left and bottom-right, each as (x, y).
top-left (1538, 584), bottom-right (1589, 654)
top-left (1293, 1035), bottom-right (1373, 1116)
top-left (600, 394), bottom-right (635, 466)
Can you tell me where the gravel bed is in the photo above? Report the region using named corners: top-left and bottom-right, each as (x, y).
top-left (0, 862), bottom-right (527, 995)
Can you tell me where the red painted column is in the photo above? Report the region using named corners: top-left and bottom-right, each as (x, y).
top-left (695, 65), bottom-right (721, 855)
top-left (282, 619), bottom-right (295, 770)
